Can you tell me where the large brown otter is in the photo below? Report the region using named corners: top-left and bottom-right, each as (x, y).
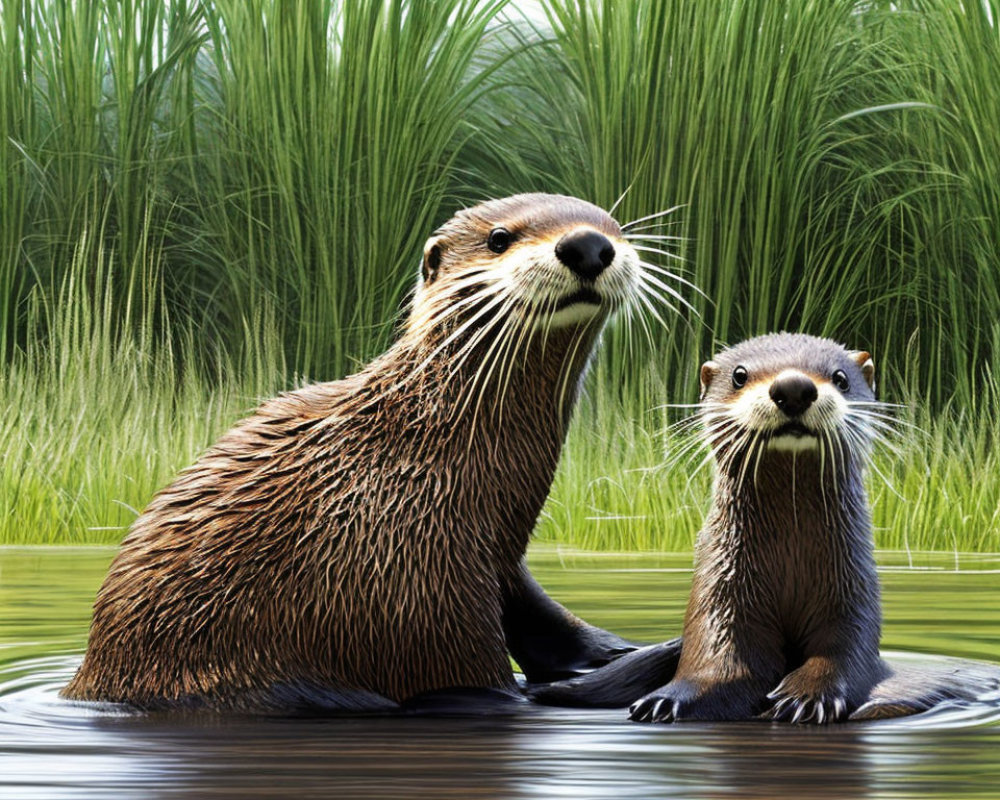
top-left (63, 193), bottom-right (676, 712)
top-left (532, 333), bottom-right (1000, 722)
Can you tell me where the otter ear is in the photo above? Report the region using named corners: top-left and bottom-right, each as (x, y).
top-left (851, 351), bottom-right (875, 392)
top-left (422, 237), bottom-right (443, 283)
top-left (700, 360), bottom-right (720, 399)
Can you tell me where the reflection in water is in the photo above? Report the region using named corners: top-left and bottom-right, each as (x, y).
top-left (1, 547), bottom-right (999, 798)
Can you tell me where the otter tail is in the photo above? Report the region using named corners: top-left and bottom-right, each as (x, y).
top-left (850, 655), bottom-right (1000, 721)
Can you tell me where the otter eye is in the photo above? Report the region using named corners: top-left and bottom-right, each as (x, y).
top-left (832, 370), bottom-right (850, 392)
top-left (732, 366), bottom-right (748, 389)
top-left (487, 227), bottom-right (511, 254)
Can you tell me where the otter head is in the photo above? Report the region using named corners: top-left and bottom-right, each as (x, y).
top-left (407, 193), bottom-right (641, 342)
top-left (698, 333), bottom-right (878, 472)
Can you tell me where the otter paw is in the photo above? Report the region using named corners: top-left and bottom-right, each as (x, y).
top-left (762, 679), bottom-right (848, 725)
top-left (629, 680), bottom-right (700, 723)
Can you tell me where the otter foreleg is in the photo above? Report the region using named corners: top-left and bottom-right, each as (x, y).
top-left (525, 639), bottom-right (683, 708)
top-left (761, 610), bottom-right (883, 724)
top-left (502, 560), bottom-right (639, 684)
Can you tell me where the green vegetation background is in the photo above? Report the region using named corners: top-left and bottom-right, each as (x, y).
top-left (2, 0), bottom-right (999, 551)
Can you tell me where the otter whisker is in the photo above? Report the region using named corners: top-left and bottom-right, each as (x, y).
top-left (845, 418), bottom-right (905, 453)
top-left (631, 243), bottom-right (687, 265)
top-left (441, 291), bottom-right (519, 395)
top-left (707, 416), bottom-right (752, 459)
top-left (632, 279), bottom-right (678, 333)
top-left (448, 316), bottom-right (510, 404)
top-left (738, 432), bottom-right (764, 497)
top-left (681, 447), bottom-right (721, 492)
top-left (496, 298), bottom-right (549, 425)
top-left (662, 422), bottom-right (717, 466)
top-left (847, 400), bottom-right (907, 409)
top-left (461, 293), bottom-right (524, 424)
top-left (417, 280), bottom-right (503, 332)
top-left (845, 408), bottom-right (901, 427)
top-left (849, 431), bottom-right (902, 499)
top-left (623, 233), bottom-right (688, 243)
top-left (470, 288), bottom-right (553, 433)
top-left (636, 270), bottom-right (700, 317)
top-left (622, 203), bottom-right (687, 231)
top-left (662, 433), bottom-right (710, 470)
top-left (830, 427), bottom-right (849, 485)
top-left (416, 268), bottom-right (511, 320)
top-left (495, 302), bottom-right (537, 405)
top-left (617, 301), bottom-right (641, 366)
top-left (863, 433), bottom-right (905, 460)
top-left (624, 285), bottom-right (658, 353)
top-left (404, 286), bottom-right (514, 388)
top-left (818, 427), bottom-right (833, 520)
top-left (623, 219), bottom-right (685, 236)
top-left (660, 415), bottom-right (709, 440)
top-left (417, 272), bottom-right (511, 327)
top-left (720, 423), bottom-right (759, 487)
top-left (461, 323), bottom-right (520, 442)
top-left (638, 259), bottom-right (710, 300)
top-left (556, 324), bottom-right (592, 426)
top-left (421, 287), bottom-right (504, 346)
top-left (842, 414), bottom-right (908, 455)
top-left (846, 407), bottom-right (921, 434)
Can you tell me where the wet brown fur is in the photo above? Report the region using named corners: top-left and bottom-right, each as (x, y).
top-left (63, 194), bottom-right (632, 711)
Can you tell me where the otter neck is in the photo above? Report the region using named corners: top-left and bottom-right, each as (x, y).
top-left (368, 321), bottom-right (601, 566)
top-left (711, 449), bottom-right (872, 549)
top-left (393, 318), bottom-right (601, 428)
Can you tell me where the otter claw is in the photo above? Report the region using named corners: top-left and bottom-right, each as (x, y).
top-left (651, 697), bottom-right (672, 722)
top-left (629, 699), bottom-right (650, 722)
top-left (630, 695), bottom-right (676, 723)
top-left (834, 696), bottom-right (847, 719)
top-left (762, 696), bottom-right (791, 720)
top-left (765, 692), bottom-right (847, 724)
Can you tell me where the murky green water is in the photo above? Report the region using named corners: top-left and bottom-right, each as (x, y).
top-left (1, 546), bottom-right (999, 798)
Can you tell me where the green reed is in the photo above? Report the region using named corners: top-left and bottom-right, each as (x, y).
top-left (1, 0), bottom-right (999, 551)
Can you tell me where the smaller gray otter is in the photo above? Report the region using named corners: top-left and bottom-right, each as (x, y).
top-left (631, 333), bottom-right (883, 723)
top-left (531, 332), bottom-right (1000, 722)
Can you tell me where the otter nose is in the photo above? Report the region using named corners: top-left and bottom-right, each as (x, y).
top-left (555, 229), bottom-right (615, 282)
top-left (769, 373), bottom-right (818, 417)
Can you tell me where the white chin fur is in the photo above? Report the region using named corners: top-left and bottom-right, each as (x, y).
top-left (767, 434), bottom-right (820, 453)
top-left (534, 302), bottom-right (603, 329)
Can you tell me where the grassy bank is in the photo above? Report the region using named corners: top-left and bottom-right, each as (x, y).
top-left (2, 0), bottom-right (999, 550)
top-left (5, 321), bottom-right (999, 552)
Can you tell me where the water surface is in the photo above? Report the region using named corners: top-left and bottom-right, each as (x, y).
top-left (1, 546), bottom-right (999, 798)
